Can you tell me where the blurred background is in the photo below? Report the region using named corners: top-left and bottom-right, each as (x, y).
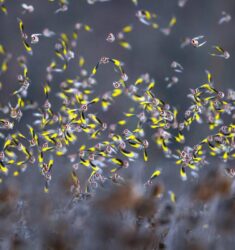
top-left (0, 0), bottom-right (235, 249)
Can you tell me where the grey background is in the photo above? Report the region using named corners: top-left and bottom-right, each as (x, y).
top-left (0, 0), bottom-right (234, 199)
